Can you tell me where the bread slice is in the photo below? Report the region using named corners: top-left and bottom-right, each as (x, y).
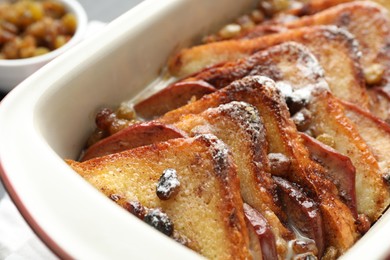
top-left (307, 89), bottom-right (390, 222)
top-left (168, 25), bottom-right (368, 109)
top-left (159, 76), bottom-right (359, 256)
top-left (135, 42), bottom-right (331, 119)
top-left (67, 134), bottom-right (252, 260)
top-left (177, 40), bottom-right (368, 118)
top-left (172, 101), bottom-right (293, 257)
top-left (283, 2), bottom-right (390, 92)
top-left (171, 35), bottom-right (388, 222)
top-left (300, 132), bottom-right (357, 217)
top-left (184, 42), bottom-right (328, 91)
top-left (340, 99), bottom-right (390, 183)
top-left (172, 33), bottom-right (389, 221)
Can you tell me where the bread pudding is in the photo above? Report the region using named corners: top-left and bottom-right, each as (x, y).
top-left (67, 1), bottom-right (390, 259)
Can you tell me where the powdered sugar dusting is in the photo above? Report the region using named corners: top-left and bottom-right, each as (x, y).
top-left (230, 75), bottom-right (276, 92)
top-left (196, 134), bottom-right (231, 180)
top-left (323, 25), bottom-right (362, 59)
top-left (210, 101), bottom-right (266, 145)
top-left (278, 42), bottom-right (325, 82)
top-left (156, 168), bottom-right (181, 200)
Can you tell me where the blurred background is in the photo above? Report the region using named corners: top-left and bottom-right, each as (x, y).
top-left (78, 0), bottom-right (144, 23)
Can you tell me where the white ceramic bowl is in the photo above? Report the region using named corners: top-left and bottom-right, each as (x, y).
top-left (0, 0), bottom-right (88, 92)
top-left (0, 0), bottom-right (389, 259)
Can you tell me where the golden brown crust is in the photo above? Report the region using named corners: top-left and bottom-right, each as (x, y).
top-left (67, 135), bottom-right (251, 260)
top-left (67, 2), bottom-right (390, 259)
top-left (172, 101), bottom-right (293, 257)
top-left (340, 99), bottom-right (390, 184)
top-left (159, 76), bottom-right (358, 255)
top-left (135, 42), bottom-right (328, 121)
top-left (184, 42), bottom-right (326, 91)
top-left (284, 1), bottom-right (390, 92)
top-left (307, 89), bottom-right (390, 222)
top-left (168, 26), bottom-right (368, 109)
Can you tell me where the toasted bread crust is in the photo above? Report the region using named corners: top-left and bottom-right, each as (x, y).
top-left (308, 90), bottom-right (390, 221)
top-left (285, 2), bottom-right (390, 91)
top-left (68, 135), bottom-right (251, 260)
top-left (184, 42), bottom-right (326, 91)
top-left (341, 99), bottom-right (390, 183)
top-left (159, 76), bottom-right (358, 255)
top-left (172, 102), bottom-right (293, 257)
top-left (168, 26), bottom-right (368, 109)
top-left (136, 42), bottom-right (328, 121)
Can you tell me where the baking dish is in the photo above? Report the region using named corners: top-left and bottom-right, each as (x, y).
top-left (0, 0), bottom-right (389, 259)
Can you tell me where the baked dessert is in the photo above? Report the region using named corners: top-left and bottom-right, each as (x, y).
top-left (66, 1), bottom-right (390, 259)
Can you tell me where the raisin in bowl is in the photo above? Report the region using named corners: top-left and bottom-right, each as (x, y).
top-left (0, 0), bottom-right (87, 92)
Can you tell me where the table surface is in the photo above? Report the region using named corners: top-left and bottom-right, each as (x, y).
top-left (0, 0), bottom-right (143, 246)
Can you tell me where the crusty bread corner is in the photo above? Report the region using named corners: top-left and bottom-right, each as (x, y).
top-left (66, 134), bottom-right (252, 260)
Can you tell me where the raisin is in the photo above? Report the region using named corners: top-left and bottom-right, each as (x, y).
top-left (292, 108), bottom-right (312, 132)
top-left (285, 94), bottom-right (308, 115)
top-left (144, 208), bottom-right (174, 237)
top-left (156, 168), bottom-right (180, 200)
top-left (383, 171), bottom-right (390, 185)
top-left (124, 201), bottom-right (146, 220)
top-left (95, 108), bottom-right (115, 131)
top-left (356, 214), bottom-right (371, 234)
top-left (268, 153), bottom-right (291, 176)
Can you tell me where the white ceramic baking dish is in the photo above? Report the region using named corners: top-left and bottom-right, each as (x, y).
top-left (0, 0), bottom-right (389, 259)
